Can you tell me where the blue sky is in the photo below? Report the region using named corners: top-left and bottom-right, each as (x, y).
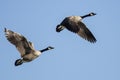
top-left (0, 0), bottom-right (120, 80)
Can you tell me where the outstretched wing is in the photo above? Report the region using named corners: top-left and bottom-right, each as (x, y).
top-left (77, 22), bottom-right (96, 43)
top-left (64, 19), bottom-right (96, 43)
top-left (4, 28), bottom-right (34, 57)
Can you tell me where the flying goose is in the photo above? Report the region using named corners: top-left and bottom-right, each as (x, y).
top-left (5, 28), bottom-right (54, 66)
top-left (56, 12), bottom-right (97, 43)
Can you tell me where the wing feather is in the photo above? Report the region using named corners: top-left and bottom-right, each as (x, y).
top-left (4, 28), bottom-right (33, 57)
top-left (77, 22), bottom-right (96, 43)
top-left (62, 19), bottom-right (96, 43)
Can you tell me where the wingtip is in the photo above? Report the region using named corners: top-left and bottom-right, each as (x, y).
top-left (90, 39), bottom-right (97, 43)
top-left (77, 31), bottom-right (97, 43)
top-left (4, 27), bottom-right (7, 32)
top-left (87, 36), bottom-right (97, 43)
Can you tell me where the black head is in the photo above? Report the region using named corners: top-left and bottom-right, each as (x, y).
top-left (81, 12), bottom-right (96, 19)
top-left (47, 46), bottom-right (54, 50)
top-left (40, 46), bottom-right (54, 53)
top-left (56, 24), bottom-right (64, 32)
top-left (89, 12), bottom-right (96, 16)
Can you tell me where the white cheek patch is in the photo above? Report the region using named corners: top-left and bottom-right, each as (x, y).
top-left (59, 26), bottom-right (65, 30)
top-left (90, 13), bottom-right (93, 16)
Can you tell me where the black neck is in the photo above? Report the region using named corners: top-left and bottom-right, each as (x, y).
top-left (40, 48), bottom-right (49, 53)
top-left (81, 14), bottom-right (91, 19)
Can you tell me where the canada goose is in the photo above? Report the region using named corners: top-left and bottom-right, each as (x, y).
top-left (56, 12), bottom-right (97, 43)
top-left (4, 28), bottom-right (54, 66)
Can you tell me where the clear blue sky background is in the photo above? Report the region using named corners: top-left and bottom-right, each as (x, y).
top-left (0, 0), bottom-right (120, 80)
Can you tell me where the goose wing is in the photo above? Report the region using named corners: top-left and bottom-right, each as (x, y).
top-left (65, 20), bottom-right (96, 43)
top-left (4, 28), bottom-right (34, 57)
top-left (77, 22), bottom-right (96, 43)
